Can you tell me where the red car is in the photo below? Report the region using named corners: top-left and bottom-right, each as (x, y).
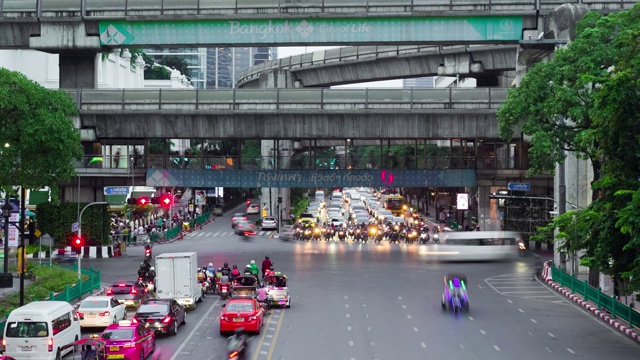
top-left (101, 320), bottom-right (155, 360)
top-left (219, 298), bottom-right (264, 335)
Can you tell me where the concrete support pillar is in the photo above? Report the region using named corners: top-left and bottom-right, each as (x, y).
top-left (258, 68), bottom-right (297, 88)
top-left (59, 52), bottom-right (97, 89)
top-left (477, 186), bottom-right (502, 231)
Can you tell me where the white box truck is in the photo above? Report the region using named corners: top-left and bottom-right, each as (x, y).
top-left (155, 252), bottom-right (203, 309)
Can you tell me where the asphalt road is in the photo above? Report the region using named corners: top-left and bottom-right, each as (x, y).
top-left (78, 206), bottom-right (640, 360)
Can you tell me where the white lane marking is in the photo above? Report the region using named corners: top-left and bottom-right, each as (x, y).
top-left (398, 296), bottom-right (402, 300)
top-left (507, 299), bottom-right (513, 303)
top-left (273, 315), bottom-right (280, 318)
top-left (349, 340), bottom-right (354, 346)
top-left (169, 298), bottom-right (220, 360)
top-left (548, 332), bottom-right (556, 339)
top-left (468, 317), bottom-right (474, 321)
top-left (345, 304), bottom-right (349, 308)
top-left (502, 291), bottom-right (554, 294)
top-left (407, 315), bottom-right (412, 319)
top-left (528, 332), bottom-right (534, 336)
top-left (530, 319), bottom-right (537, 323)
top-left (266, 334), bottom-right (273, 338)
top-left (344, 296), bottom-right (348, 299)
top-left (402, 305), bottom-right (407, 309)
top-left (362, 304), bottom-right (366, 307)
top-left (347, 326), bottom-right (352, 331)
top-left (269, 327), bottom-right (276, 331)
top-left (366, 326), bottom-right (371, 331)
top-left (370, 341), bottom-right (375, 346)
top-left (413, 327), bottom-right (419, 332)
top-left (420, 342), bottom-right (427, 348)
top-left (493, 345), bottom-right (501, 351)
top-left (480, 330), bottom-right (486, 335)
top-left (260, 350), bottom-right (268, 355)
top-left (567, 348), bottom-right (575, 354)
top-left (518, 309), bottom-right (524, 313)
top-left (262, 342), bottom-right (271, 346)
top-left (492, 286), bottom-right (547, 288)
top-left (458, 344), bottom-right (464, 349)
top-left (545, 347), bottom-right (552, 352)
top-left (346, 314), bottom-right (350, 318)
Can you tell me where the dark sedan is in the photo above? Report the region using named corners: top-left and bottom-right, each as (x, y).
top-left (132, 298), bottom-right (187, 336)
top-left (107, 280), bottom-right (149, 309)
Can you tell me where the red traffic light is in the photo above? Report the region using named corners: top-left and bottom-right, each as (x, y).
top-left (246, 200), bottom-right (251, 205)
top-left (74, 237), bottom-right (82, 246)
top-left (161, 195), bottom-right (172, 207)
top-left (138, 197), bottom-right (150, 206)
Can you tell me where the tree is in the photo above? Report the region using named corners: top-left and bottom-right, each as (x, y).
top-left (498, 5), bottom-right (640, 289)
top-left (160, 56), bottom-right (191, 81)
top-left (0, 69), bottom-right (83, 201)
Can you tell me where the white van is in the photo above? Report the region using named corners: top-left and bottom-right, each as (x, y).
top-left (3, 301), bottom-right (81, 360)
top-left (314, 190), bottom-right (325, 203)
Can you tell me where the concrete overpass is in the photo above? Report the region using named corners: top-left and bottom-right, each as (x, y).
top-left (237, 44), bottom-right (518, 88)
top-left (69, 87), bottom-right (508, 140)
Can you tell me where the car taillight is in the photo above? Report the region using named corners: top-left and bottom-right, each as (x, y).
top-left (123, 342), bottom-right (136, 348)
top-left (243, 217), bottom-right (247, 220)
top-left (132, 317), bottom-right (139, 324)
top-left (131, 288), bottom-right (138, 294)
top-left (229, 350), bottom-right (239, 358)
top-left (118, 283), bottom-right (126, 287)
top-left (221, 316), bottom-right (229, 321)
top-left (48, 338), bottom-right (53, 352)
top-left (248, 316), bottom-right (256, 321)
top-left (99, 311), bottom-right (110, 317)
top-left (162, 316), bottom-right (172, 323)
top-left (77, 312), bottom-right (84, 318)
top-left (106, 289), bottom-right (113, 295)
top-left (2, 338), bottom-right (6, 347)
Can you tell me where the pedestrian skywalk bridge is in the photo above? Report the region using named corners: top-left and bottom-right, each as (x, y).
top-left (485, 272), bottom-right (565, 304)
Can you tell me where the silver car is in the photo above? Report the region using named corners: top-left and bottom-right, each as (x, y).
top-left (262, 216), bottom-right (278, 230)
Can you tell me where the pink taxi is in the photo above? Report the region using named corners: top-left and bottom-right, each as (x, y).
top-left (101, 320), bottom-right (155, 360)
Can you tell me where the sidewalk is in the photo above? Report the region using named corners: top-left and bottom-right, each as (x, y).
top-left (541, 261), bottom-right (640, 343)
top-left (0, 273), bottom-right (32, 302)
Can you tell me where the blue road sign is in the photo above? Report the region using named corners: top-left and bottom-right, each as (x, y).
top-left (104, 186), bottom-right (130, 195)
top-left (507, 182), bottom-right (531, 191)
top-left (72, 222), bottom-right (79, 232)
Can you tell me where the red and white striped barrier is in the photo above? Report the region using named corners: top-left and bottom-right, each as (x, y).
top-left (545, 262), bottom-right (640, 343)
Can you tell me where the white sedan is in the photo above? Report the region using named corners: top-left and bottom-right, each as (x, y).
top-left (77, 295), bottom-right (127, 328)
top-left (262, 216), bottom-right (278, 230)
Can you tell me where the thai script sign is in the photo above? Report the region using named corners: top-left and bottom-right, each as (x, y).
top-left (146, 169), bottom-right (476, 188)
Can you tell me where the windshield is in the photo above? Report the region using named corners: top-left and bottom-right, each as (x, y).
top-left (226, 302), bottom-right (254, 313)
top-left (137, 304), bottom-right (168, 314)
top-left (386, 199), bottom-right (403, 209)
top-left (5, 322), bottom-right (49, 338)
top-left (80, 300), bottom-right (109, 309)
top-left (101, 329), bottom-right (133, 340)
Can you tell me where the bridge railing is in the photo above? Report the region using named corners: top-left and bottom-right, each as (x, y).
top-left (0, 0), bottom-right (635, 19)
top-left (238, 44), bottom-right (517, 85)
top-left (74, 153), bottom-right (534, 171)
top-left (66, 87), bottom-right (508, 112)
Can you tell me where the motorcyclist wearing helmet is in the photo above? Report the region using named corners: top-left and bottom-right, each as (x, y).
top-left (231, 265), bottom-right (241, 280)
top-left (221, 262), bottom-right (232, 277)
top-left (147, 267), bottom-right (156, 283)
top-left (137, 262), bottom-right (148, 282)
top-left (243, 265), bottom-right (252, 275)
top-left (249, 260), bottom-right (260, 277)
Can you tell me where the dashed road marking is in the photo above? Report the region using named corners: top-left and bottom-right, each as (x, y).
top-left (346, 314), bottom-right (350, 318)
top-left (480, 330), bottom-right (486, 335)
top-left (402, 305), bottom-right (407, 309)
top-left (468, 317), bottom-right (474, 321)
top-left (530, 319), bottom-right (537, 323)
top-left (366, 326), bottom-right (371, 331)
top-left (518, 309), bottom-right (524, 313)
top-left (548, 332), bottom-right (556, 339)
top-left (398, 296), bottom-right (403, 300)
top-left (420, 342), bottom-right (427, 348)
top-left (507, 299), bottom-right (513, 303)
top-left (345, 304), bottom-right (349, 308)
top-left (407, 315), bottom-right (412, 319)
top-left (347, 326), bottom-right (352, 331)
top-left (567, 348), bottom-right (575, 354)
top-left (413, 327), bottom-right (419, 332)
top-left (493, 345), bottom-right (501, 351)
top-left (545, 347), bottom-right (552, 352)
top-left (349, 340), bottom-right (354, 346)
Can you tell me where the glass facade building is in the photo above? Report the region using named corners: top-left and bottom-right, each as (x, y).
top-left (206, 47), bottom-right (274, 88)
top-left (144, 48), bottom-right (208, 88)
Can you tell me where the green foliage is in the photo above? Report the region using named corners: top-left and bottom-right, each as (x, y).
top-left (0, 265), bottom-right (83, 320)
top-left (123, 204), bottom-right (154, 216)
top-left (25, 244), bottom-right (52, 255)
top-left (159, 56), bottom-right (191, 81)
top-left (36, 202), bottom-right (111, 246)
top-left (291, 198), bottom-right (310, 219)
top-left (0, 69), bottom-right (83, 200)
top-left (290, 188), bottom-right (307, 206)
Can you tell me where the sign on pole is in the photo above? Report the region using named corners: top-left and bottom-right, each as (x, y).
top-left (72, 222), bottom-right (79, 232)
top-left (507, 183), bottom-right (531, 191)
top-left (104, 186), bottom-right (130, 195)
top-left (8, 213), bottom-right (18, 247)
top-left (456, 193), bottom-right (469, 211)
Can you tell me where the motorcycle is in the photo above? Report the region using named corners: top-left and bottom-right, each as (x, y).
top-left (144, 247), bottom-right (152, 262)
top-left (227, 328), bottom-right (248, 359)
top-left (347, 226), bottom-right (355, 240)
top-left (294, 228), bottom-right (302, 240)
top-left (419, 229), bottom-right (429, 244)
top-left (518, 240), bottom-right (526, 257)
top-left (337, 229), bottom-right (346, 241)
top-left (407, 229), bottom-right (418, 244)
top-left (220, 283), bottom-right (230, 300)
top-left (312, 227), bottom-right (323, 241)
top-left (302, 228), bottom-right (312, 241)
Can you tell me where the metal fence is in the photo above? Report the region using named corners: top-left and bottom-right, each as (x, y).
top-left (0, 263), bottom-right (101, 341)
top-left (551, 265), bottom-right (640, 328)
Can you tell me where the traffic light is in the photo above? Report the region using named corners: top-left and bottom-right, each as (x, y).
top-left (127, 198), bottom-right (137, 205)
top-left (138, 197), bottom-right (150, 206)
top-left (71, 235), bottom-right (84, 253)
top-left (160, 194), bottom-right (172, 208)
top-left (246, 200), bottom-right (251, 205)
top-left (277, 196), bottom-right (283, 204)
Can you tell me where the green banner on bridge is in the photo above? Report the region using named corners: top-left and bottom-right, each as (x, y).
top-left (99, 16), bottom-right (522, 46)
top-left (146, 169), bottom-right (476, 188)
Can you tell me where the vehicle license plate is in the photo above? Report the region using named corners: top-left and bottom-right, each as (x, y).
top-left (88, 313), bottom-right (96, 318)
top-left (110, 346), bottom-right (120, 351)
top-left (107, 355), bottom-right (125, 359)
top-left (21, 346), bottom-right (32, 351)
top-left (233, 318), bottom-right (244, 322)
top-left (278, 300), bottom-right (286, 304)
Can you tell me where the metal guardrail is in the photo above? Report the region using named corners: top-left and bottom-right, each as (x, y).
top-left (237, 44), bottom-right (517, 85)
top-left (0, 0), bottom-right (636, 18)
top-left (0, 264), bottom-right (101, 340)
top-left (65, 88), bottom-right (509, 112)
top-left (551, 265), bottom-right (640, 328)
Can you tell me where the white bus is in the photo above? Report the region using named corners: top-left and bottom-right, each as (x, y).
top-left (419, 231), bottom-right (521, 261)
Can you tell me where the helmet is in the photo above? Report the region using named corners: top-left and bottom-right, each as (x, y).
top-left (224, 262), bottom-right (228, 267)
top-left (233, 265), bottom-right (237, 269)
top-left (149, 267), bottom-right (154, 271)
top-left (245, 265), bottom-right (251, 269)
top-left (250, 260), bottom-right (255, 265)
top-left (218, 268), bottom-right (222, 272)
top-left (208, 263), bottom-right (213, 267)
top-left (265, 256), bottom-right (270, 260)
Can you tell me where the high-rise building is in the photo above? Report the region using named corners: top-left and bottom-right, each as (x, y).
top-left (403, 77), bottom-right (435, 88)
top-left (144, 48), bottom-right (207, 89)
top-left (206, 47), bottom-right (274, 88)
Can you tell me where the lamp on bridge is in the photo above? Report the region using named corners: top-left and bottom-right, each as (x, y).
top-left (0, 202), bottom-right (14, 288)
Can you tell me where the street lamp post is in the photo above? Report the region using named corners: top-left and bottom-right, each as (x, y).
top-left (77, 202), bottom-right (107, 281)
top-left (2, 202), bottom-right (12, 273)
